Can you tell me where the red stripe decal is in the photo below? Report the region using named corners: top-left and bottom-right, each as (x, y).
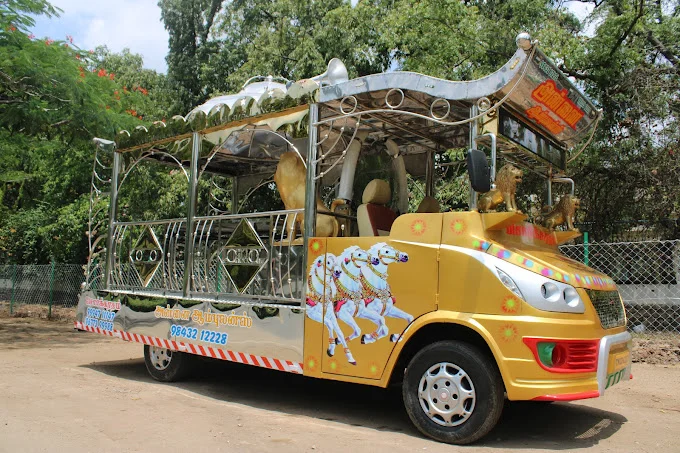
top-left (75, 324), bottom-right (304, 375)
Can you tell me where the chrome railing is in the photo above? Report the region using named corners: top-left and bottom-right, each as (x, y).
top-left (107, 210), bottom-right (305, 303)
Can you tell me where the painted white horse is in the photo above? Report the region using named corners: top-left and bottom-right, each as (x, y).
top-left (306, 253), bottom-right (356, 365)
top-left (332, 246), bottom-right (389, 345)
top-left (360, 242), bottom-right (413, 343)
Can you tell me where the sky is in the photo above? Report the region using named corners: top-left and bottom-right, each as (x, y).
top-left (30, 0), bottom-right (170, 73)
top-left (29, 0), bottom-right (596, 75)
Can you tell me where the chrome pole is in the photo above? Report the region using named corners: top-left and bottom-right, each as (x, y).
top-left (231, 177), bottom-right (239, 214)
top-left (553, 177), bottom-right (575, 196)
top-left (304, 104), bottom-right (319, 238)
top-left (183, 132), bottom-right (201, 296)
top-left (105, 151), bottom-right (121, 290)
top-left (468, 105), bottom-right (479, 210)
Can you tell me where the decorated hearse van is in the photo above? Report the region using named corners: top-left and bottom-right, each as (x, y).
top-left (75, 32), bottom-right (632, 444)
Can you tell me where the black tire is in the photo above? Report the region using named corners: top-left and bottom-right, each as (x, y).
top-left (143, 345), bottom-right (194, 382)
top-left (402, 340), bottom-right (505, 445)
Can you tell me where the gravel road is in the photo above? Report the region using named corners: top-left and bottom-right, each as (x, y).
top-left (1, 317), bottom-right (679, 453)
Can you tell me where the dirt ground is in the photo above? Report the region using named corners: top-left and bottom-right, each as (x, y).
top-left (1, 317), bottom-right (679, 453)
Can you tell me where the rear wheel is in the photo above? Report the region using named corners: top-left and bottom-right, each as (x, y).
top-left (402, 341), bottom-right (504, 445)
top-left (143, 345), bottom-right (193, 382)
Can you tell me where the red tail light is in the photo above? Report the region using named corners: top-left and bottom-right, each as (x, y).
top-left (523, 337), bottom-right (600, 373)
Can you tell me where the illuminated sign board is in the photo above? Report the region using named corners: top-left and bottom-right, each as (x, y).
top-left (495, 49), bottom-right (600, 150)
top-left (499, 108), bottom-right (566, 170)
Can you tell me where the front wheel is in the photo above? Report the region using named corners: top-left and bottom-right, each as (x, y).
top-left (402, 341), bottom-right (505, 445)
top-left (143, 345), bottom-right (193, 382)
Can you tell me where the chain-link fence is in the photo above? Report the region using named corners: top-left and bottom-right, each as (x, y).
top-left (1, 240), bottom-right (679, 336)
top-left (560, 239), bottom-right (680, 337)
top-left (0, 263), bottom-right (85, 317)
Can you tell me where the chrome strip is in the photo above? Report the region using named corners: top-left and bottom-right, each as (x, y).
top-left (103, 288), bottom-right (303, 310)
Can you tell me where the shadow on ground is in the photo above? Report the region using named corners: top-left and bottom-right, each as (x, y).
top-left (0, 317), bottom-right (108, 349)
top-left (83, 355), bottom-right (627, 449)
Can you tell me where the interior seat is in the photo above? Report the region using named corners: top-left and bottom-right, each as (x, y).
top-left (357, 179), bottom-right (397, 236)
top-left (416, 196), bottom-right (441, 213)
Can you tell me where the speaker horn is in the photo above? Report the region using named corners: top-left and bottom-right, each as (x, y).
top-left (311, 58), bottom-right (349, 86)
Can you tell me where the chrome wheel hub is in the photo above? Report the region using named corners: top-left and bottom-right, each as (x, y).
top-left (418, 362), bottom-right (476, 427)
top-left (149, 346), bottom-right (172, 371)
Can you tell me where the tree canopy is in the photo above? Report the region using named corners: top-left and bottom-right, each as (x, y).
top-left (1, 0), bottom-right (679, 263)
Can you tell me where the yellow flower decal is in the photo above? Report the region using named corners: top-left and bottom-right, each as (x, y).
top-left (450, 219), bottom-right (466, 234)
top-left (306, 356), bottom-right (317, 371)
top-left (501, 297), bottom-right (519, 314)
top-left (411, 219), bottom-right (427, 236)
top-left (500, 324), bottom-right (518, 342)
top-left (309, 239), bottom-right (323, 254)
top-left (329, 358), bottom-right (339, 372)
top-left (369, 362), bottom-right (380, 376)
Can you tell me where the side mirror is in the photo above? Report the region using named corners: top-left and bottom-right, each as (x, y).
top-left (466, 149), bottom-right (491, 193)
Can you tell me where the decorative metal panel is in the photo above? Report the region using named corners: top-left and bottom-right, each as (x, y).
top-left (219, 219), bottom-right (268, 293)
top-left (108, 210), bottom-right (305, 302)
top-left (130, 226), bottom-right (163, 287)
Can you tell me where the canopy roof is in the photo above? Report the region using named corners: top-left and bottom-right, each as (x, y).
top-left (94, 33), bottom-right (600, 180)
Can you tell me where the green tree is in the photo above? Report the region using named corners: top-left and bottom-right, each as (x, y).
top-left (0, 0), bottom-right (170, 263)
top-left (158, 0), bottom-right (223, 113)
top-left (555, 0), bottom-right (680, 237)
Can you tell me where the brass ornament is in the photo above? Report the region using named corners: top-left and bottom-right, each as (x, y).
top-left (477, 163), bottom-right (524, 213)
top-left (273, 151), bottom-right (343, 243)
top-left (535, 194), bottom-right (581, 231)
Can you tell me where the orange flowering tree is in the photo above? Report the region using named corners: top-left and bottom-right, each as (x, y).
top-left (0, 0), bottom-right (173, 263)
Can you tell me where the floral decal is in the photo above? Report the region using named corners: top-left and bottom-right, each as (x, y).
top-left (450, 219), bottom-right (466, 234)
top-left (306, 356), bottom-right (318, 371)
top-left (500, 324), bottom-right (518, 342)
top-left (328, 358), bottom-right (339, 372)
top-left (472, 239), bottom-right (491, 251)
top-left (410, 219), bottom-right (427, 236)
top-left (501, 297), bottom-right (519, 314)
top-left (369, 362), bottom-right (380, 376)
top-left (487, 244), bottom-right (615, 290)
top-left (309, 239), bottom-right (323, 255)
top-left (495, 248), bottom-right (512, 260)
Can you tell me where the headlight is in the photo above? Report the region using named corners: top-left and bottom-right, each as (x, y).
top-left (496, 267), bottom-right (525, 300)
top-left (540, 282), bottom-right (560, 302)
top-left (492, 258), bottom-right (585, 314)
top-left (442, 244), bottom-right (586, 314)
top-left (563, 286), bottom-right (581, 308)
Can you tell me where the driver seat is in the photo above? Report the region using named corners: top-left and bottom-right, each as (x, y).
top-left (357, 179), bottom-right (397, 236)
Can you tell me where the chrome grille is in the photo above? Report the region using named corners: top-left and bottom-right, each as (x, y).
top-left (586, 290), bottom-right (626, 329)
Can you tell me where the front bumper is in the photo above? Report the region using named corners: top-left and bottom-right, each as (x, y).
top-left (501, 329), bottom-right (633, 401)
top-left (596, 330), bottom-right (633, 396)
